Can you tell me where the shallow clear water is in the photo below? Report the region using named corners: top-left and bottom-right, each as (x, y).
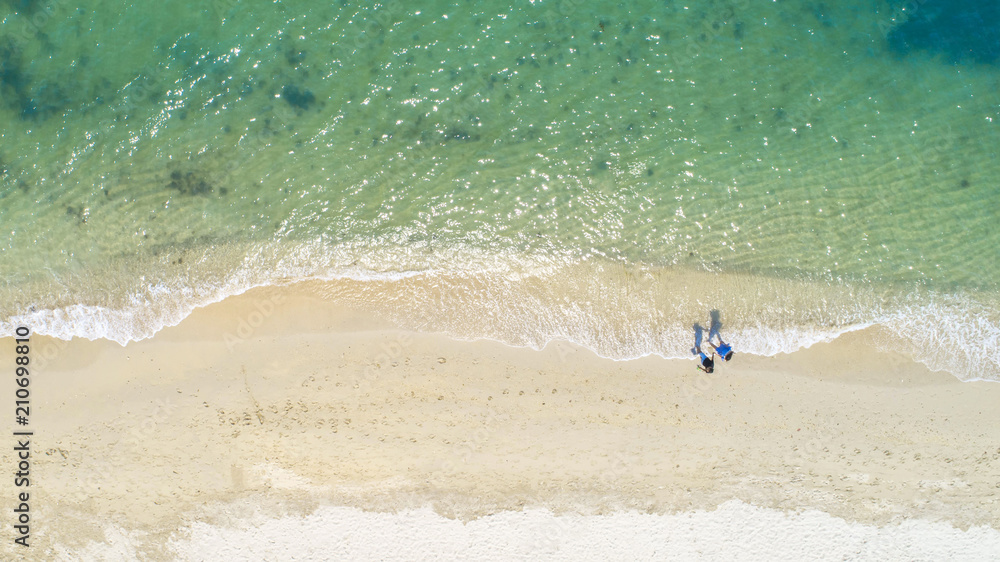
top-left (1, 0), bottom-right (998, 379)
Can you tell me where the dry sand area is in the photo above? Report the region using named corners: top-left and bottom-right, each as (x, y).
top-left (1, 285), bottom-right (998, 559)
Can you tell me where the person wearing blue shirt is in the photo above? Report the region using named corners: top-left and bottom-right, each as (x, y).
top-left (709, 338), bottom-right (734, 362)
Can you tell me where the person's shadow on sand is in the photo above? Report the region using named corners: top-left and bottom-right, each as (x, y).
top-left (708, 309), bottom-right (722, 343)
top-left (691, 323), bottom-right (704, 356)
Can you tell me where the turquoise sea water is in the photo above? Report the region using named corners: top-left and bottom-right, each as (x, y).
top-left (1, 1), bottom-right (998, 379)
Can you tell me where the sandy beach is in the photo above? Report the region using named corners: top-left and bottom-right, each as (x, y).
top-left (2, 284), bottom-right (999, 560)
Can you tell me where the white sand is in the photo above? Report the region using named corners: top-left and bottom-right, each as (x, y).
top-left (52, 500), bottom-right (996, 561)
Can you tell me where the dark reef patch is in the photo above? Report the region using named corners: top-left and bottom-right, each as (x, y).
top-left (285, 47), bottom-right (307, 67)
top-left (0, 40), bottom-right (30, 109)
top-left (886, 0), bottom-right (1000, 65)
top-left (281, 84), bottom-right (315, 110)
top-left (445, 127), bottom-right (479, 142)
top-left (20, 79), bottom-right (70, 121)
top-left (65, 205), bottom-right (87, 225)
top-left (0, 39), bottom-right (78, 121)
top-left (733, 21), bottom-right (745, 40)
top-left (168, 170), bottom-right (214, 196)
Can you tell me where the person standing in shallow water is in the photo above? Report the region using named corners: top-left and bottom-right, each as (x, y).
top-left (696, 346), bottom-right (715, 373)
top-left (709, 337), bottom-right (735, 362)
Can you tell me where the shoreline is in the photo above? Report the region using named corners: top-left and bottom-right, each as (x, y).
top-left (5, 269), bottom-right (999, 382)
top-left (2, 285), bottom-right (999, 557)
